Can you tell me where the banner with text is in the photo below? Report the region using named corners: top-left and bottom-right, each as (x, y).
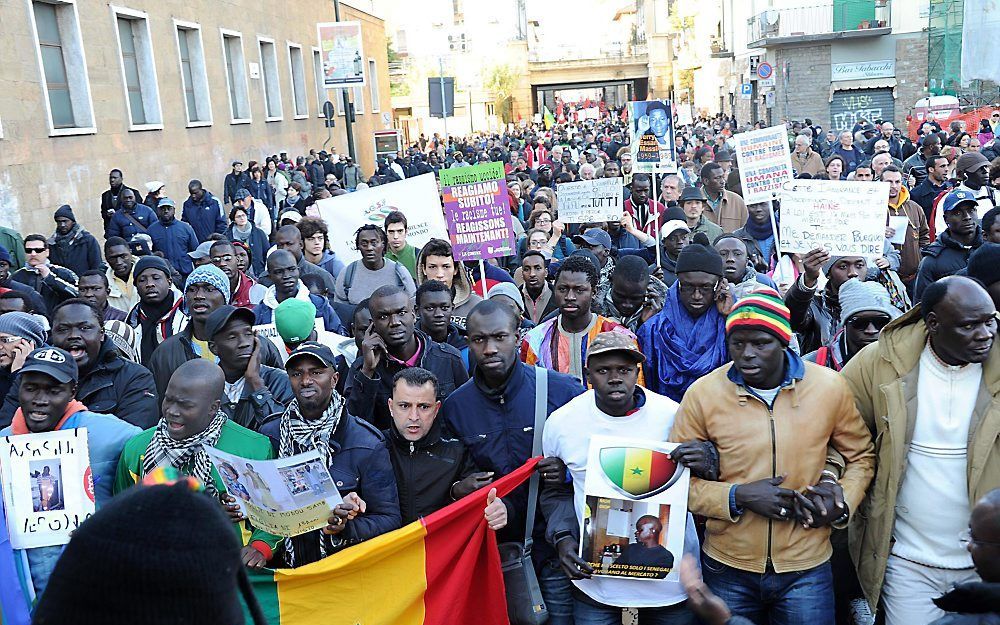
top-left (628, 100), bottom-right (677, 173)
top-left (0, 428), bottom-right (94, 549)
top-left (439, 162), bottom-right (515, 261)
top-left (779, 180), bottom-right (889, 259)
top-left (315, 173), bottom-right (448, 265)
top-left (556, 178), bottom-right (623, 223)
top-left (732, 125), bottom-right (794, 204)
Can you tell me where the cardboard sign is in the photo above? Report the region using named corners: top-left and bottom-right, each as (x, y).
top-left (579, 436), bottom-right (689, 581)
top-left (628, 100), bottom-right (677, 173)
top-left (779, 180), bottom-right (889, 259)
top-left (732, 125), bottom-right (795, 204)
top-left (439, 162), bottom-right (516, 261)
top-left (206, 446), bottom-right (343, 537)
top-left (556, 178), bottom-right (623, 223)
top-left (0, 428), bottom-right (95, 549)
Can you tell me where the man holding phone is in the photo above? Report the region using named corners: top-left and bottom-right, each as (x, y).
top-left (0, 312), bottom-right (46, 417)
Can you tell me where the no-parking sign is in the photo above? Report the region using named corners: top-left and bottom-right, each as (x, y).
top-left (757, 62), bottom-right (774, 80)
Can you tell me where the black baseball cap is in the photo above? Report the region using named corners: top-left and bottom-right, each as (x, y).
top-left (20, 347), bottom-right (78, 384)
top-left (204, 305), bottom-right (256, 341)
top-left (285, 342), bottom-right (337, 369)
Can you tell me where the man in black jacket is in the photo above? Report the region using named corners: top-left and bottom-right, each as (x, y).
top-left (12, 234), bottom-right (78, 313)
top-left (100, 168), bottom-right (141, 235)
top-left (384, 367), bottom-right (506, 527)
top-left (346, 284), bottom-right (468, 430)
top-left (0, 299), bottom-right (158, 428)
top-left (48, 204), bottom-right (103, 278)
top-left (915, 189), bottom-right (984, 298)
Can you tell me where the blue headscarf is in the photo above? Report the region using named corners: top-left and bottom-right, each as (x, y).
top-left (637, 283), bottom-right (728, 402)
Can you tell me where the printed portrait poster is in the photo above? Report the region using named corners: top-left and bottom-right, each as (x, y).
top-left (629, 100), bottom-right (677, 174)
top-left (0, 428), bottom-right (95, 549)
top-left (317, 22), bottom-right (365, 86)
top-left (580, 436), bottom-right (689, 581)
top-left (205, 446), bottom-right (343, 537)
top-left (439, 161), bottom-right (516, 261)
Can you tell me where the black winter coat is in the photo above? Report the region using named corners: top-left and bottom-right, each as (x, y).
top-left (49, 228), bottom-right (103, 278)
top-left (914, 228), bottom-right (983, 299)
top-left (10, 265), bottom-right (78, 314)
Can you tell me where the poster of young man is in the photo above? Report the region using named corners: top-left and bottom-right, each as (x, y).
top-left (628, 100), bottom-right (677, 174)
top-left (579, 436), bottom-right (689, 581)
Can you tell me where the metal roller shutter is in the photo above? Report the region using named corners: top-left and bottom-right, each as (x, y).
top-left (830, 88), bottom-right (895, 131)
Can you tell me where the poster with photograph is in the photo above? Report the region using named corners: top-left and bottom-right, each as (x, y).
top-left (317, 22), bottom-right (365, 86)
top-left (0, 428), bottom-right (95, 549)
top-left (579, 436), bottom-right (689, 581)
top-left (439, 161), bottom-right (516, 261)
top-left (628, 100), bottom-right (677, 174)
top-left (205, 446), bottom-right (343, 537)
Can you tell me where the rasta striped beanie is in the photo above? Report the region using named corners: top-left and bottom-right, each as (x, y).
top-left (725, 288), bottom-right (793, 346)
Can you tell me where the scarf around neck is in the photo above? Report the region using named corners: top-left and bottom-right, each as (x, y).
top-left (742, 216), bottom-right (776, 241)
top-left (142, 410), bottom-right (227, 497)
top-left (637, 284), bottom-right (728, 402)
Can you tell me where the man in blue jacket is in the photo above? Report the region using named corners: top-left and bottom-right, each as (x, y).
top-left (261, 342), bottom-right (401, 567)
top-left (441, 300), bottom-right (585, 625)
top-left (148, 198), bottom-right (198, 277)
top-left (182, 180), bottom-right (227, 242)
top-left (105, 188), bottom-right (155, 242)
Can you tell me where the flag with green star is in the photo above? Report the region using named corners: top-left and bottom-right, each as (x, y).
top-left (599, 447), bottom-right (679, 499)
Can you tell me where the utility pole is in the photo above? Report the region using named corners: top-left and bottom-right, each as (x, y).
top-left (332, 0), bottom-right (356, 162)
top-left (439, 57), bottom-right (449, 139)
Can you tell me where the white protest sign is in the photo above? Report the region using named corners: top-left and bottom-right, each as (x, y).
top-left (206, 446), bottom-right (342, 537)
top-left (556, 178), bottom-right (623, 223)
top-left (0, 428), bottom-right (95, 548)
top-left (315, 173), bottom-right (448, 265)
top-left (732, 125), bottom-right (794, 204)
top-left (779, 180), bottom-right (889, 259)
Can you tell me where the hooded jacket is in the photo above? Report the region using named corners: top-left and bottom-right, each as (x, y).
top-left (914, 227), bottom-right (984, 299)
top-left (841, 307), bottom-right (1000, 609)
top-left (415, 250), bottom-right (482, 330)
top-left (147, 218), bottom-right (199, 276)
top-left (887, 185), bottom-right (931, 282)
top-left (48, 224), bottom-right (102, 278)
top-left (252, 283), bottom-right (344, 334)
top-left (181, 190), bottom-right (227, 242)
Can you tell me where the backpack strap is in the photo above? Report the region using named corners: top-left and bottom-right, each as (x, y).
top-left (343, 262), bottom-right (358, 301)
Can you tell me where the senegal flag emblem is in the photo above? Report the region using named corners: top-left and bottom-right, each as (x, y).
top-left (599, 447), bottom-right (681, 499)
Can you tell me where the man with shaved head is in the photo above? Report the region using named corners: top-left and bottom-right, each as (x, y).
top-left (115, 358), bottom-right (281, 569)
top-left (842, 275), bottom-right (1000, 623)
top-left (615, 515), bottom-right (675, 573)
top-left (257, 225), bottom-right (336, 294)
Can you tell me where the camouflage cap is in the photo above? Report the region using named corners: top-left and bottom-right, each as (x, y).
top-left (586, 331), bottom-right (645, 365)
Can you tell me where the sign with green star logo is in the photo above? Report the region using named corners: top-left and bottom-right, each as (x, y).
top-left (599, 447), bottom-right (680, 499)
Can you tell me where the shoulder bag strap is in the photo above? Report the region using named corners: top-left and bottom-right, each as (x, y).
top-left (523, 366), bottom-right (547, 551)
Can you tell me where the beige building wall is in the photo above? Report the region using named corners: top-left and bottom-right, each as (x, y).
top-left (0, 0), bottom-right (391, 239)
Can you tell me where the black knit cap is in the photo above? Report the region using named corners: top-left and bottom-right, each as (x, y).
top-left (33, 483), bottom-right (265, 625)
top-left (675, 240), bottom-right (725, 277)
top-left (966, 242), bottom-right (1000, 287)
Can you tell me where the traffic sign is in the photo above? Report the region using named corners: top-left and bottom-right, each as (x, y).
top-left (757, 62), bottom-right (774, 80)
top-left (749, 55), bottom-right (761, 74)
top-left (739, 83), bottom-right (753, 96)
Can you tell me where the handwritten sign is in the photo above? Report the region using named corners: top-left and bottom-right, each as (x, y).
top-left (732, 125), bottom-right (794, 204)
top-left (779, 180), bottom-right (889, 259)
top-left (556, 178), bottom-right (623, 223)
top-left (1, 428), bottom-right (95, 549)
top-left (439, 162), bottom-right (515, 261)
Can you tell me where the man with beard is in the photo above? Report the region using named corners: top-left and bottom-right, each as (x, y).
top-left (0, 346), bottom-right (140, 594)
top-left (804, 278), bottom-right (901, 371)
top-left (104, 237), bottom-right (140, 313)
top-left (124, 256), bottom-right (188, 366)
top-left (77, 270), bottom-right (127, 321)
top-left (106, 187), bottom-right (156, 242)
top-left (519, 250), bottom-right (559, 324)
top-left (594, 254), bottom-right (667, 333)
top-left (210, 239), bottom-right (265, 309)
top-left (100, 168), bottom-right (142, 234)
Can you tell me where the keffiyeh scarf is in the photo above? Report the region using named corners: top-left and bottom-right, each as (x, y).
top-left (142, 410), bottom-right (227, 496)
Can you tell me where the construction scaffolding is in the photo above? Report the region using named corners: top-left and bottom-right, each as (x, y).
top-left (927, 0), bottom-right (963, 96)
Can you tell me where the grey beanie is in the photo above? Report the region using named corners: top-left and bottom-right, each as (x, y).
top-left (0, 312), bottom-right (46, 348)
top-left (822, 255), bottom-right (845, 275)
top-left (839, 278), bottom-right (901, 326)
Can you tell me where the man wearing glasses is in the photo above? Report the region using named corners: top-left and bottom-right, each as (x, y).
top-left (11, 234), bottom-right (78, 313)
top-left (210, 239), bottom-right (265, 309)
top-left (804, 278), bottom-right (901, 372)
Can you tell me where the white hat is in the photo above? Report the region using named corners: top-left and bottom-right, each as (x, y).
top-left (279, 210), bottom-right (303, 224)
top-left (145, 180), bottom-right (165, 194)
top-left (661, 220), bottom-right (691, 238)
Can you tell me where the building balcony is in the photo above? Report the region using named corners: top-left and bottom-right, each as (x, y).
top-left (527, 41), bottom-right (648, 64)
top-left (747, 0), bottom-right (891, 48)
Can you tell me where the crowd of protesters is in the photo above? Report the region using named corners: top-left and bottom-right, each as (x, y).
top-left (3, 106), bottom-right (1000, 625)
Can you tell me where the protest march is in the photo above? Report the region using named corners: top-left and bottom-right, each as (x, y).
top-left (3, 3), bottom-right (1000, 625)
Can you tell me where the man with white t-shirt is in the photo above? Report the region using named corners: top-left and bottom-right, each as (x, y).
top-left (541, 331), bottom-right (712, 624)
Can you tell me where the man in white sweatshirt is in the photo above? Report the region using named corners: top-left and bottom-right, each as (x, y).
top-left (540, 331), bottom-right (714, 624)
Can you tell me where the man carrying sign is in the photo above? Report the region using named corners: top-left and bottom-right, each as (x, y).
top-left (1, 346), bottom-right (140, 594)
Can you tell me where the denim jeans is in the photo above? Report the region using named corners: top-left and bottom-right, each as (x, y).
top-left (700, 554), bottom-right (835, 625)
top-left (573, 599), bottom-right (694, 625)
top-left (538, 558), bottom-right (575, 625)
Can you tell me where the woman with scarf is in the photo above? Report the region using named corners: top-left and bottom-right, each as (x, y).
top-left (637, 240), bottom-right (732, 402)
top-left (225, 205), bottom-right (270, 277)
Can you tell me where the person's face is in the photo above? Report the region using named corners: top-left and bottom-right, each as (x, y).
top-left (874, 140), bottom-right (889, 154)
top-left (0, 332), bottom-right (27, 367)
top-left (466, 310), bottom-right (519, 379)
top-left (385, 222), bottom-right (408, 254)
top-left (369, 291), bottom-right (415, 350)
top-left (189, 184), bottom-right (204, 202)
top-left (727, 328), bottom-right (785, 388)
top-left (24, 242), bottom-right (48, 267)
top-left (303, 231), bottom-right (326, 258)
top-left (19, 372), bottom-right (76, 434)
top-left (967, 502), bottom-right (1000, 582)
top-left (233, 163), bottom-right (244, 174)
top-left (716, 238), bottom-right (748, 282)
top-left (703, 168), bottom-right (726, 194)
top-left (827, 132), bottom-right (837, 143)
top-left (287, 357), bottom-right (338, 416)
top-left (136, 269), bottom-right (170, 305)
top-left (0, 260), bottom-right (9, 282)
top-left (161, 375), bottom-right (220, 441)
top-left (527, 231), bottom-right (548, 251)
top-left (881, 123), bottom-right (894, 138)
top-left (648, 109), bottom-right (668, 138)
top-left (960, 134), bottom-right (971, 149)
top-left (927, 281), bottom-right (997, 365)
top-left (620, 153), bottom-right (632, 169)
top-left (604, 162), bottom-right (620, 178)
top-left (827, 159), bottom-right (844, 180)
top-left (945, 205), bottom-right (978, 238)
top-left (632, 178), bottom-right (651, 205)
top-left (120, 189), bottom-right (136, 211)
top-left (682, 200), bottom-right (705, 222)
top-left (210, 319), bottom-right (255, 371)
top-left (677, 270), bottom-right (719, 317)
top-left (635, 520), bottom-right (658, 544)
top-left (233, 246), bottom-right (249, 273)
top-left (77, 275), bottom-right (110, 310)
top-left (554, 271), bottom-right (593, 321)
top-left (51, 304), bottom-right (104, 372)
top-left (211, 245), bottom-right (240, 281)
top-left (586, 352), bottom-right (639, 414)
top-left (840, 132), bottom-right (853, 147)
top-left (233, 209), bottom-right (249, 228)
top-left (579, 243), bottom-right (608, 266)
top-left (275, 230), bottom-right (303, 260)
top-left (109, 170), bottom-right (123, 188)
top-left (267, 254), bottom-right (300, 295)
top-left (352, 307), bottom-right (373, 352)
top-left (881, 171), bottom-right (902, 198)
top-left (417, 290), bottom-right (453, 338)
top-left (827, 257), bottom-right (866, 291)
top-left (533, 211), bottom-right (553, 233)
top-left (663, 230), bottom-right (691, 259)
top-left (745, 203), bottom-right (768, 226)
top-left (509, 183), bottom-right (522, 200)
top-left (661, 178), bottom-right (680, 202)
top-left (966, 163), bottom-right (990, 189)
top-left (854, 167), bottom-right (874, 182)
top-left (522, 255), bottom-right (547, 291)
top-left (389, 380), bottom-right (440, 442)
top-left (357, 230), bottom-right (385, 266)
top-left (325, 174), bottom-right (337, 187)
top-left (844, 311), bottom-right (891, 355)
top-left (794, 138), bottom-right (809, 154)
top-left (422, 254), bottom-right (456, 288)
top-left (54, 216), bottom-right (74, 236)
top-left (157, 203), bottom-right (175, 223)
top-left (610, 274), bottom-right (647, 317)
top-left (184, 282), bottom-right (226, 321)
